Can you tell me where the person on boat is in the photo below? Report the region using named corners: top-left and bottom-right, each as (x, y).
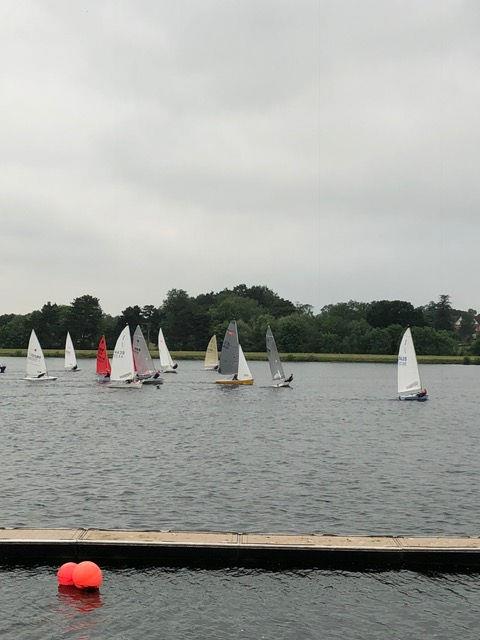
top-left (104, 372), bottom-right (110, 379)
top-left (416, 388), bottom-right (427, 398)
top-left (232, 373), bottom-right (238, 380)
top-left (36, 372), bottom-right (45, 379)
top-left (0, 363), bottom-right (6, 373)
top-left (72, 364), bottom-right (78, 371)
top-left (285, 374), bottom-right (293, 383)
top-left (172, 363), bottom-right (178, 370)
top-left (153, 371), bottom-right (161, 379)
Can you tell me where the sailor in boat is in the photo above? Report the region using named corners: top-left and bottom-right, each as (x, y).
top-left (0, 363), bottom-right (6, 373)
top-left (103, 372), bottom-right (110, 380)
top-left (36, 372), bottom-right (46, 379)
top-left (173, 363), bottom-right (178, 370)
top-left (232, 373), bottom-right (238, 380)
top-left (72, 364), bottom-right (78, 371)
top-left (416, 388), bottom-right (427, 398)
top-left (284, 374), bottom-right (293, 383)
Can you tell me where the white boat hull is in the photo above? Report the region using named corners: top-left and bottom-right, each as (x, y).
top-left (25, 376), bottom-right (57, 382)
top-left (108, 380), bottom-right (143, 389)
top-left (64, 367), bottom-right (81, 372)
top-left (162, 367), bottom-right (177, 374)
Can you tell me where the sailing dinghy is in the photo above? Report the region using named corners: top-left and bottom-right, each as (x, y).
top-left (204, 335), bottom-right (219, 370)
top-left (266, 326), bottom-right (292, 387)
top-left (96, 335), bottom-right (111, 382)
top-left (109, 326), bottom-right (142, 389)
top-left (216, 320), bottom-right (253, 385)
top-left (133, 325), bottom-right (163, 384)
top-left (25, 329), bottom-right (57, 381)
top-left (397, 327), bottom-right (428, 401)
top-left (64, 332), bottom-right (80, 371)
top-left (158, 328), bottom-right (178, 373)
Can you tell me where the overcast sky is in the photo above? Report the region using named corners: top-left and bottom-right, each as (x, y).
top-left (1, 1), bottom-right (478, 315)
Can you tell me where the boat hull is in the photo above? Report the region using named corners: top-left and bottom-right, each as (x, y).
top-left (64, 367), bottom-right (81, 372)
top-left (108, 380), bottom-right (143, 389)
top-left (399, 394), bottom-right (428, 402)
top-left (215, 379), bottom-right (254, 385)
top-left (25, 376), bottom-right (57, 382)
top-left (141, 378), bottom-right (164, 385)
top-left (272, 382), bottom-right (291, 388)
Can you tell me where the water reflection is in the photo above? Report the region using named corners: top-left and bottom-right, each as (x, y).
top-left (57, 585), bottom-right (103, 612)
top-left (56, 585), bottom-right (103, 638)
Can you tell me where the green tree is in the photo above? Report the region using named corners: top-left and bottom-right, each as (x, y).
top-left (69, 295), bottom-right (103, 349)
top-left (366, 300), bottom-right (423, 329)
top-left (275, 314), bottom-right (315, 352)
top-left (425, 294), bottom-right (454, 332)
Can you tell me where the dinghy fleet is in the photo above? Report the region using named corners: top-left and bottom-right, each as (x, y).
top-left (19, 324), bottom-right (427, 398)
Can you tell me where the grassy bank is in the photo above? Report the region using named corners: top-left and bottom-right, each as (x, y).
top-left (0, 348), bottom-right (478, 365)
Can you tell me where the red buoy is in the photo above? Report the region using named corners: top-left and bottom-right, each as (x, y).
top-left (57, 562), bottom-right (78, 586)
top-left (72, 561), bottom-right (103, 590)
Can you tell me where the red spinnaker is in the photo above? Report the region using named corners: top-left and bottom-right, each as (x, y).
top-left (96, 335), bottom-right (111, 375)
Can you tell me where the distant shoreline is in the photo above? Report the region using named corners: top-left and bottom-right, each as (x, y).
top-left (0, 349), bottom-right (478, 365)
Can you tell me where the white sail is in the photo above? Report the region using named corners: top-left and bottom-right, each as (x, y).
top-left (238, 344), bottom-right (253, 381)
top-left (111, 326), bottom-right (136, 381)
top-left (158, 328), bottom-right (175, 369)
top-left (133, 325), bottom-right (156, 377)
top-left (26, 329), bottom-right (48, 378)
top-left (64, 332), bottom-right (78, 370)
top-left (397, 328), bottom-right (422, 396)
top-left (204, 335), bottom-right (219, 369)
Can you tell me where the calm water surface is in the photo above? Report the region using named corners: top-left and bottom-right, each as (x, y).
top-left (0, 357), bottom-right (479, 638)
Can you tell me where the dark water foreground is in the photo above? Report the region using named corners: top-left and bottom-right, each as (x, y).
top-left (2, 566), bottom-right (479, 640)
top-left (1, 358), bottom-right (480, 637)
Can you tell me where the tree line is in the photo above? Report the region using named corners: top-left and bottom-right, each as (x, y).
top-left (0, 287), bottom-right (478, 355)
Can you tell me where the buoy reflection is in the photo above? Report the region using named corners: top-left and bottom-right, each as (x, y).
top-left (57, 585), bottom-right (103, 612)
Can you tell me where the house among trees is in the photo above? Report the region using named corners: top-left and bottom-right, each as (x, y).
top-left (453, 313), bottom-right (480, 338)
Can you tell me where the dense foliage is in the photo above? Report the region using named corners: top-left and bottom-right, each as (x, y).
top-left (0, 288), bottom-right (475, 355)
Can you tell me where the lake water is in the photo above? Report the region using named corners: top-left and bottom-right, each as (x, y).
top-left (0, 357), bottom-right (479, 638)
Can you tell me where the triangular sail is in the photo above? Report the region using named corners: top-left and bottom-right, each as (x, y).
top-left (158, 328), bottom-right (175, 368)
top-left (96, 336), bottom-right (111, 375)
top-left (111, 326), bottom-right (135, 381)
top-left (218, 321), bottom-right (239, 375)
top-left (26, 329), bottom-right (48, 378)
top-left (238, 344), bottom-right (253, 381)
top-left (133, 325), bottom-right (156, 376)
top-left (204, 335), bottom-right (219, 369)
top-left (397, 328), bottom-right (422, 395)
top-left (65, 332), bottom-right (77, 369)
top-left (266, 326), bottom-right (285, 381)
